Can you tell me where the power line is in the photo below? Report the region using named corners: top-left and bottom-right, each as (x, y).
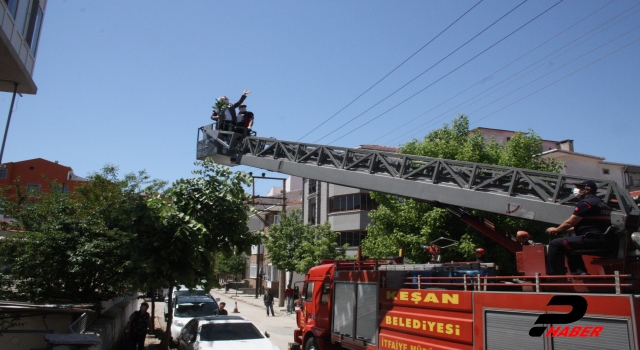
top-left (468, 24), bottom-right (640, 116)
top-left (294, 0), bottom-right (485, 142)
top-left (311, 0), bottom-right (530, 144)
top-left (387, 2), bottom-right (640, 144)
top-left (325, 0), bottom-right (564, 145)
top-left (372, 0), bottom-right (616, 144)
top-left (469, 36), bottom-right (640, 126)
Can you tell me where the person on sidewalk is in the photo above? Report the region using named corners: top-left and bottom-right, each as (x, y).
top-left (284, 286), bottom-right (294, 313)
top-left (263, 288), bottom-right (275, 316)
top-left (126, 302), bottom-right (152, 350)
top-left (215, 302), bottom-right (228, 315)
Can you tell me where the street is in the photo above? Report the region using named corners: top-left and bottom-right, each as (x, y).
top-left (152, 288), bottom-right (297, 350)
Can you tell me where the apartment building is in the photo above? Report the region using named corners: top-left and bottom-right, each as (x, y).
top-left (0, 0), bottom-right (46, 94)
top-left (472, 127), bottom-right (640, 191)
top-left (0, 158), bottom-right (87, 199)
top-left (301, 145), bottom-right (396, 256)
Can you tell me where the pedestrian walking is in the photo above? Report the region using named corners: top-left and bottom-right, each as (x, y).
top-left (263, 288), bottom-right (275, 316)
top-left (285, 286), bottom-right (294, 313)
top-left (125, 302), bottom-right (152, 350)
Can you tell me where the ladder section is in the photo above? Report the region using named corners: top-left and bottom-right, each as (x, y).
top-left (196, 127), bottom-right (639, 229)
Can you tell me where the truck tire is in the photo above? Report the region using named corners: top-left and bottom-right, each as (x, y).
top-left (304, 336), bottom-right (319, 350)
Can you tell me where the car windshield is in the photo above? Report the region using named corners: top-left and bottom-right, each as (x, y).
top-left (175, 290), bottom-right (208, 297)
top-left (199, 323), bottom-right (265, 341)
top-left (174, 302), bottom-right (217, 317)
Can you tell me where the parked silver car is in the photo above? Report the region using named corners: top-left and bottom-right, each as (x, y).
top-left (178, 315), bottom-right (279, 350)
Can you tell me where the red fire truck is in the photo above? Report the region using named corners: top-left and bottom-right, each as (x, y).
top-left (197, 127), bottom-right (640, 350)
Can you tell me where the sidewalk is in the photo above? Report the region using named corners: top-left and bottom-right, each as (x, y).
top-left (213, 288), bottom-right (292, 315)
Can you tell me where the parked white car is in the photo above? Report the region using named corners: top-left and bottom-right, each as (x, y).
top-left (168, 296), bottom-right (219, 340)
top-left (177, 315), bottom-right (280, 350)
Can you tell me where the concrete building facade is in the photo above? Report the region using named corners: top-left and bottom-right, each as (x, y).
top-left (472, 127), bottom-right (640, 192)
top-left (302, 145), bottom-right (392, 255)
top-left (0, 0), bottom-right (46, 94)
top-left (0, 158), bottom-right (88, 201)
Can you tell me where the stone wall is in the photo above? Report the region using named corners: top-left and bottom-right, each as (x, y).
top-left (85, 294), bottom-right (139, 350)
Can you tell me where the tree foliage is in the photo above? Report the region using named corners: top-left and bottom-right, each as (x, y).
top-left (264, 209), bottom-right (346, 279)
top-left (130, 159), bottom-right (258, 348)
top-left (216, 252), bottom-right (248, 280)
top-left (0, 167), bottom-right (164, 303)
top-left (361, 115), bottom-right (562, 274)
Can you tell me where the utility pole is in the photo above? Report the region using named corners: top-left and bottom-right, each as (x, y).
top-left (278, 178), bottom-right (287, 308)
top-left (0, 83), bottom-right (19, 165)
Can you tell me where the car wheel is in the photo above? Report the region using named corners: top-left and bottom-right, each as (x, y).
top-left (304, 336), bottom-right (319, 350)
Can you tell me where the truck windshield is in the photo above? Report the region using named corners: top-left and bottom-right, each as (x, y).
top-left (304, 282), bottom-right (314, 302)
top-left (199, 323), bottom-right (264, 341)
top-left (174, 302), bottom-right (217, 317)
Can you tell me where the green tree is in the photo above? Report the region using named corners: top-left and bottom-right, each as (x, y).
top-left (361, 115), bottom-right (562, 273)
top-left (217, 252), bottom-right (248, 281)
top-left (131, 159), bottom-right (259, 349)
top-left (0, 166), bottom-right (164, 303)
top-left (264, 209), bottom-right (346, 286)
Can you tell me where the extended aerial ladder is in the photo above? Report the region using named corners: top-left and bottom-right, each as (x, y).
top-left (197, 125), bottom-right (639, 230)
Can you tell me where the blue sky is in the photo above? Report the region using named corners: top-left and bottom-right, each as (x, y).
top-left (1, 0), bottom-right (638, 195)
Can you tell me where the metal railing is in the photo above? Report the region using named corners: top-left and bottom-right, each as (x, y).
top-left (0, 329), bottom-right (54, 350)
top-left (68, 310), bottom-right (98, 334)
top-left (399, 272), bottom-right (632, 294)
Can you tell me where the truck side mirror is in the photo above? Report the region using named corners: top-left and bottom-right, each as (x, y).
top-left (264, 331), bottom-right (270, 338)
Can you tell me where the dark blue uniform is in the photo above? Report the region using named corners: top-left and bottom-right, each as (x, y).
top-left (548, 194), bottom-right (610, 275)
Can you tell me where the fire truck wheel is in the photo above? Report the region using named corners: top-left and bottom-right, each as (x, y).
top-left (304, 336), bottom-right (319, 350)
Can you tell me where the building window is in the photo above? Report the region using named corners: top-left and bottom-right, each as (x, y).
top-left (336, 230), bottom-right (368, 247)
top-left (61, 185), bottom-right (69, 193)
top-left (5, 0), bottom-right (19, 18)
top-left (0, 168), bottom-right (7, 179)
top-left (26, 183), bottom-right (41, 194)
top-left (329, 193), bottom-right (378, 213)
top-left (602, 168), bottom-right (610, 175)
top-left (309, 180), bottom-right (317, 194)
top-left (26, 4), bottom-right (43, 56)
top-left (265, 263), bottom-right (279, 282)
top-left (14, 0), bottom-right (30, 37)
top-left (309, 202), bottom-right (316, 225)
top-left (249, 263), bottom-right (257, 279)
